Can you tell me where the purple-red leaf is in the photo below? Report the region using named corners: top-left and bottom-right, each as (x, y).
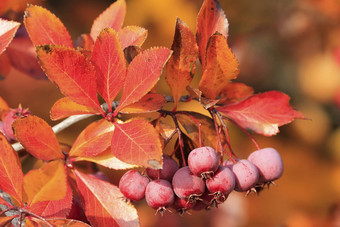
top-left (91, 28), bottom-right (126, 111)
top-left (24, 5), bottom-right (73, 47)
top-left (216, 91), bottom-right (305, 136)
top-left (0, 18), bottom-right (20, 55)
top-left (74, 170), bottom-right (139, 227)
top-left (111, 119), bottom-right (163, 168)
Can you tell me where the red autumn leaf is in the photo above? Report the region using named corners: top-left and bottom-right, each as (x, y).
top-left (196, 0), bottom-right (229, 68)
top-left (74, 170), bottom-right (139, 227)
top-left (111, 119), bottom-right (163, 168)
top-left (114, 47), bottom-right (171, 114)
top-left (36, 45), bottom-right (102, 112)
top-left (31, 218), bottom-right (91, 227)
top-left (91, 28), bottom-right (126, 112)
top-left (218, 82), bottom-right (254, 105)
top-left (13, 115), bottom-right (63, 161)
top-left (24, 5), bottom-right (73, 47)
top-left (0, 53), bottom-right (11, 80)
top-left (216, 91), bottom-right (305, 136)
top-left (0, 96), bottom-right (9, 118)
top-left (69, 119), bottom-right (115, 157)
top-left (0, 18), bottom-right (20, 55)
top-left (28, 180), bottom-right (72, 219)
top-left (23, 160), bottom-right (68, 205)
top-left (165, 18), bottom-right (198, 109)
top-left (0, 133), bottom-right (23, 203)
top-left (120, 93), bottom-right (166, 114)
top-left (75, 34), bottom-right (94, 51)
top-left (6, 37), bottom-right (46, 80)
top-left (118, 26), bottom-right (148, 49)
top-left (74, 149), bottom-right (137, 170)
top-left (0, 216), bottom-right (15, 226)
top-left (90, 0), bottom-right (126, 40)
top-left (199, 33), bottom-right (239, 99)
top-left (50, 97), bottom-right (101, 121)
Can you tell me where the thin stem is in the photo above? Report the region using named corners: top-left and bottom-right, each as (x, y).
top-left (209, 109), bottom-right (224, 155)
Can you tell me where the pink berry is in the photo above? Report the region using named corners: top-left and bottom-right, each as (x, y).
top-left (172, 197), bottom-right (194, 214)
top-left (225, 159), bottom-right (259, 192)
top-left (146, 155), bottom-right (179, 181)
top-left (206, 165), bottom-right (235, 202)
top-left (172, 166), bottom-right (206, 202)
top-left (119, 170), bottom-right (150, 201)
top-left (3, 106), bottom-right (31, 141)
top-left (145, 179), bottom-right (175, 212)
top-left (188, 146), bottom-right (219, 178)
top-left (248, 147), bottom-right (283, 183)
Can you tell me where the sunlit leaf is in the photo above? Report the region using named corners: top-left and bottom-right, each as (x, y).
top-left (114, 47), bottom-right (171, 114)
top-left (118, 26), bottom-right (148, 49)
top-left (218, 82), bottom-right (254, 105)
top-left (74, 149), bottom-right (137, 170)
top-left (36, 45), bottom-right (102, 111)
top-left (111, 118), bottom-right (163, 168)
top-left (0, 216), bottom-right (15, 226)
top-left (69, 119), bottom-right (115, 157)
top-left (199, 33), bottom-right (239, 99)
top-left (91, 28), bottom-right (126, 111)
top-left (216, 91), bottom-right (306, 136)
top-left (90, 0), bottom-right (126, 40)
top-left (50, 97), bottom-right (101, 121)
top-left (0, 18), bottom-right (20, 55)
top-left (74, 170), bottom-right (139, 227)
top-left (24, 5), bottom-right (73, 47)
top-left (165, 18), bottom-right (198, 109)
top-left (196, 0), bottom-right (228, 68)
top-left (23, 160), bottom-right (67, 205)
top-left (120, 93), bottom-right (166, 114)
top-left (13, 115), bottom-right (63, 161)
top-left (0, 133), bottom-right (23, 203)
top-left (30, 218), bottom-right (91, 227)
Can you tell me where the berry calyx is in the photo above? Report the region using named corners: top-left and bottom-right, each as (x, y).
top-left (146, 154), bottom-right (179, 181)
top-left (118, 170), bottom-right (150, 201)
top-left (188, 146), bottom-right (219, 179)
top-left (172, 197), bottom-right (194, 215)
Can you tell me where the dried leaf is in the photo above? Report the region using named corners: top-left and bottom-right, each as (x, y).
top-left (120, 93), bottom-right (166, 114)
top-left (165, 18), bottom-right (198, 109)
top-left (118, 26), bottom-right (148, 49)
top-left (111, 118), bottom-right (163, 168)
top-left (24, 5), bottom-right (73, 47)
top-left (74, 170), bottom-right (139, 227)
top-left (13, 115), bottom-right (63, 161)
top-left (216, 91), bottom-right (306, 136)
top-left (0, 18), bottom-right (20, 55)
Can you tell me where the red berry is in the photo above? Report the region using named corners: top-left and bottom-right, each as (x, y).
top-left (118, 170), bottom-right (150, 201)
top-left (188, 146), bottom-right (219, 178)
top-left (172, 166), bottom-right (206, 202)
top-left (225, 159), bottom-right (259, 192)
top-left (248, 147), bottom-right (283, 183)
top-left (172, 197), bottom-right (194, 214)
top-left (192, 191), bottom-right (215, 211)
top-left (206, 165), bottom-right (235, 202)
top-left (145, 179), bottom-right (174, 212)
top-left (3, 106), bottom-right (31, 141)
top-left (146, 155), bottom-right (179, 181)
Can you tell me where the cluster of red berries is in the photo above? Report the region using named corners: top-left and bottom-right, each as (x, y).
top-left (118, 146), bottom-right (283, 214)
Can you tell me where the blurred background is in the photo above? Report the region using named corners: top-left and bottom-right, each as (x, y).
top-left (1, 0), bottom-right (340, 226)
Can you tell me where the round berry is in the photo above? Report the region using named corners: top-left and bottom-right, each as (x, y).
top-left (225, 159), bottom-right (259, 192)
top-left (145, 179), bottom-right (175, 210)
top-left (248, 147), bottom-right (283, 183)
top-left (119, 170), bottom-right (150, 201)
top-left (172, 166), bottom-right (206, 202)
top-left (188, 146), bottom-right (219, 178)
top-left (172, 197), bottom-right (194, 214)
top-left (146, 155), bottom-right (179, 181)
top-left (206, 165), bottom-right (235, 201)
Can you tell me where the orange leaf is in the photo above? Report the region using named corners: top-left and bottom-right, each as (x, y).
top-left (0, 216), bottom-right (15, 226)
top-left (118, 26), bottom-right (148, 49)
top-left (165, 18), bottom-right (198, 109)
top-left (13, 115), bottom-right (63, 161)
top-left (69, 119), bottom-right (115, 157)
top-left (91, 28), bottom-right (126, 111)
top-left (74, 148), bottom-right (137, 170)
top-left (120, 93), bottom-right (166, 114)
top-left (216, 91), bottom-right (306, 136)
top-left (23, 160), bottom-right (67, 206)
top-left (0, 18), bottom-right (20, 55)
top-left (114, 47), bottom-right (171, 114)
top-left (29, 218), bottom-right (91, 227)
top-left (90, 0), bottom-right (126, 40)
top-left (36, 45), bottom-right (102, 111)
top-left (0, 53), bottom-right (11, 80)
top-left (24, 5), bottom-right (73, 47)
top-left (199, 33), bottom-right (239, 99)
top-left (111, 119), bottom-right (162, 168)
top-left (74, 170), bottom-right (139, 227)
top-left (50, 97), bottom-right (101, 121)
top-left (0, 133), bottom-right (23, 203)
top-left (196, 0), bottom-right (229, 68)
top-left (0, 96), bottom-right (9, 119)
top-left (218, 82), bottom-right (254, 105)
